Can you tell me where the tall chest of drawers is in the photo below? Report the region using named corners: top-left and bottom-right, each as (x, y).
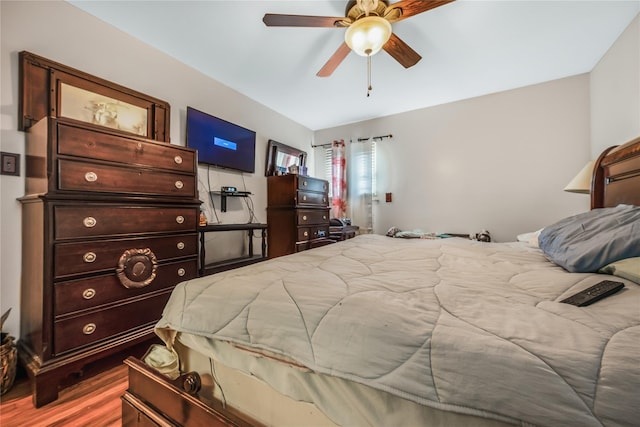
top-left (19, 117), bottom-right (200, 407)
top-left (267, 174), bottom-right (333, 258)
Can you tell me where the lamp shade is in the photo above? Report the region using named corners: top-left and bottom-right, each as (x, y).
top-left (345, 16), bottom-right (392, 56)
top-left (564, 160), bottom-right (595, 194)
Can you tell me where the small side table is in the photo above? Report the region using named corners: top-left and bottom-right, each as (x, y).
top-left (198, 223), bottom-right (267, 276)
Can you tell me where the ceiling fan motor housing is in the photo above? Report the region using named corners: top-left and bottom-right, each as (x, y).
top-left (346, 0), bottom-right (390, 21)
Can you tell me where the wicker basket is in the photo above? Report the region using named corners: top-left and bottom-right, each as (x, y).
top-left (0, 334), bottom-right (17, 395)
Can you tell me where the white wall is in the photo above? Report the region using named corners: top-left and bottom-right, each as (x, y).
top-left (590, 14), bottom-right (640, 156)
top-left (0, 0), bottom-right (314, 338)
top-left (315, 75), bottom-right (592, 243)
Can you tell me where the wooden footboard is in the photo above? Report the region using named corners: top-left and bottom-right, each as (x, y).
top-left (122, 357), bottom-right (262, 427)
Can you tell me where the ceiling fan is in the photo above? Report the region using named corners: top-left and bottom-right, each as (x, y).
top-left (263, 0), bottom-right (455, 85)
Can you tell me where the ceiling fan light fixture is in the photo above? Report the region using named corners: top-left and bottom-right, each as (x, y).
top-left (344, 16), bottom-right (392, 56)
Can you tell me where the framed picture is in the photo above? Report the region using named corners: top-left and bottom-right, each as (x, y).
top-left (59, 83), bottom-right (149, 136)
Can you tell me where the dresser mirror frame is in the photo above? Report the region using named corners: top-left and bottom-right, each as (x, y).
top-left (19, 51), bottom-right (170, 142)
top-left (265, 139), bottom-right (307, 176)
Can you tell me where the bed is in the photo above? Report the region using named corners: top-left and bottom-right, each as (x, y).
top-left (122, 137), bottom-right (640, 427)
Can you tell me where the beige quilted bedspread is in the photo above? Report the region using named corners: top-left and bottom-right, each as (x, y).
top-left (157, 234), bottom-right (640, 426)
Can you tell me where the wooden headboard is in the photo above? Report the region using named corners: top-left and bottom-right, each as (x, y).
top-left (591, 136), bottom-right (640, 209)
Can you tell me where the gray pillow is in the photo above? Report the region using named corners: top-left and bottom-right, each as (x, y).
top-left (538, 205), bottom-right (640, 272)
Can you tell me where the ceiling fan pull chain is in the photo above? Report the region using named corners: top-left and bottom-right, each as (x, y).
top-left (367, 54), bottom-right (372, 97)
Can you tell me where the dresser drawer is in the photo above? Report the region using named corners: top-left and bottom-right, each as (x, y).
top-left (296, 209), bottom-right (329, 226)
top-left (296, 225), bottom-right (330, 242)
top-left (296, 190), bottom-right (328, 207)
top-left (55, 258), bottom-right (197, 316)
top-left (57, 122), bottom-right (195, 173)
top-left (58, 159), bottom-right (196, 198)
top-left (55, 234), bottom-right (198, 278)
top-left (54, 291), bottom-right (173, 355)
top-left (55, 205), bottom-right (198, 239)
top-left (297, 176), bottom-right (328, 193)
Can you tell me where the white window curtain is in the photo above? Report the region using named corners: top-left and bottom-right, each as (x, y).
top-left (348, 139), bottom-right (376, 233)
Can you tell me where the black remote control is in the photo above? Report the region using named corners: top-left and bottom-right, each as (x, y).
top-left (561, 280), bottom-right (625, 307)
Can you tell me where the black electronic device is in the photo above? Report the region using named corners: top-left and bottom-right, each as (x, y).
top-left (330, 218), bottom-right (351, 227)
top-left (186, 107), bottom-right (256, 173)
top-left (561, 280), bottom-right (625, 306)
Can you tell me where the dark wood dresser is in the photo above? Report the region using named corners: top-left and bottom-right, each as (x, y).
top-left (17, 51), bottom-right (201, 407)
top-left (267, 174), bottom-right (333, 258)
top-left (19, 116), bottom-right (199, 407)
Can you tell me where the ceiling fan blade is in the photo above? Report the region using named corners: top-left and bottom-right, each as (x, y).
top-left (385, 0), bottom-right (455, 22)
top-left (263, 14), bottom-right (349, 28)
top-left (383, 33), bottom-right (422, 68)
top-left (317, 42), bottom-right (352, 77)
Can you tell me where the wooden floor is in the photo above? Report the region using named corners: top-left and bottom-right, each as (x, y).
top-left (0, 363), bottom-right (127, 427)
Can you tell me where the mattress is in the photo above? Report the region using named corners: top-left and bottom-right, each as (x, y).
top-left (174, 333), bottom-right (516, 427)
top-left (156, 234), bottom-right (640, 426)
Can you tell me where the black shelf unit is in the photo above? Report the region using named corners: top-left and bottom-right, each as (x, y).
top-left (211, 191), bottom-right (251, 212)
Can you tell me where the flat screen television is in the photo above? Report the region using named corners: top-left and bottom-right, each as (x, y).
top-left (186, 106), bottom-right (256, 173)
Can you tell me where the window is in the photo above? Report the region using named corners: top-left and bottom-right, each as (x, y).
top-left (324, 147), bottom-right (332, 197)
top-left (324, 139), bottom-right (376, 231)
top-left (324, 141), bottom-right (377, 198)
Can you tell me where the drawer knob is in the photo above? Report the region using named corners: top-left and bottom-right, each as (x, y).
top-left (82, 288), bottom-right (96, 300)
top-left (323, 215), bottom-right (327, 220)
top-left (177, 268), bottom-right (186, 277)
top-left (302, 215), bottom-right (307, 221)
top-left (116, 248), bottom-right (158, 289)
top-left (83, 323), bottom-right (96, 335)
top-left (83, 252), bottom-right (97, 263)
top-left (182, 374), bottom-right (202, 395)
top-left (303, 195), bottom-right (307, 201)
top-left (84, 172), bottom-right (98, 182)
top-left (174, 155), bottom-right (183, 164)
top-left (175, 180), bottom-right (184, 189)
top-left (83, 217), bottom-right (97, 228)
top-left (302, 180), bottom-right (308, 187)
top-left (176, 215), bottom-right (185, 224)
top-left (304, 231), bottom-right (309, 237)
top-left (137, 142), bottom-right (143, 151)
top-left (177, 242), bottom-right (185, 250)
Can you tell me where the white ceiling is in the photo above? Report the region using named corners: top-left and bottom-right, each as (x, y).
top-left (67, 0), bottom-right (639, 131)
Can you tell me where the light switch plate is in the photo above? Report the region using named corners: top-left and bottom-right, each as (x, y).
top-left (1, 152), bottom-right (20, 176)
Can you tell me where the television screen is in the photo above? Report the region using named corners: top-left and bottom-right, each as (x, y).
top-left (186, 107), bottom-right (256, 173)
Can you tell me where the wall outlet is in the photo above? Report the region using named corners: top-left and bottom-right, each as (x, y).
top-left (1, 152), bottom-right (20, 176)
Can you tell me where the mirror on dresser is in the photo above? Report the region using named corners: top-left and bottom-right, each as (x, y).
top-left (265, 139), bottom-right (307, 176)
